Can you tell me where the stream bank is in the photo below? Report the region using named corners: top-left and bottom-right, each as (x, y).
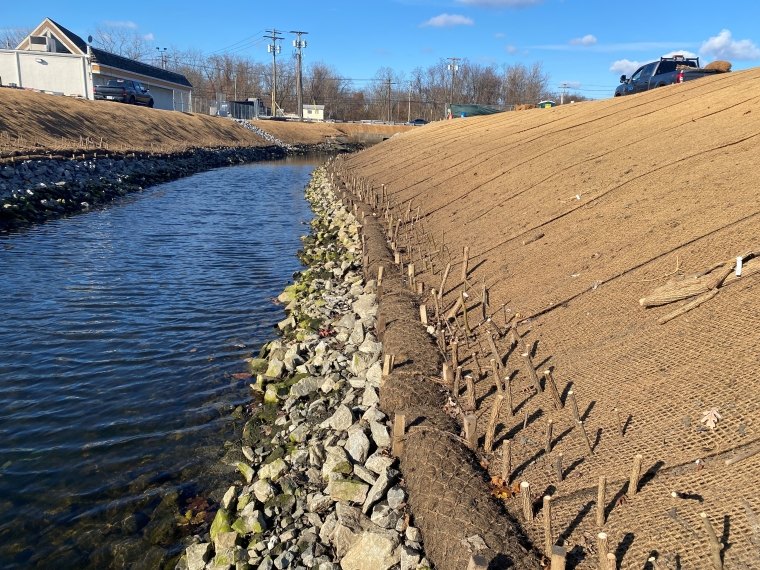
top-left (176, 165), bottom-right (431, 570)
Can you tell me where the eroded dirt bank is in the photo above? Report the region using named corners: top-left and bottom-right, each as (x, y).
top-left (334, 67), bottom-right (760, 568)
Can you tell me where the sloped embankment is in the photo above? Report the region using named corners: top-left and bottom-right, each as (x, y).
top-left (338, 68), bottom-right (760, 568)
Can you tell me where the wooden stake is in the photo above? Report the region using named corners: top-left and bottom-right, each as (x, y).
top-left (461, 246), bottom-right (470, 284)
top-left (407, 262), bottom-right (415, 288)
top-left (543, 369), bottom-right (564, 410)
top-left (451, 340), bottom-right (459, 369)
top-left (597, 532), bottom-right (609, 570)
top-left (377, 265), bottom-right (385, 287)
top-left (596, 476), bottom-right (606, 526)
top-left (568, 390), bottom-right (580, 421)
top-left (438, 263), bottom-right (451, 299)
top-left (578, 420), bottom-right (594, 456)
top-left (490, 358), bottom-right (503, 394)
top-left (445, 295), bottom-right (464, 322)
top-left (461, 291), bottom-right (471, 336)
top-left (550, 546), bottom-right (566, 570)
top-left (416, 281), bottom-right (424, 295)
top-left (520, 481), bottom-right (532, 521)
top-left (628, 454), bottom-right (643, 498)
top-left (484, 394), bottom-right (504, 453)
top-left (545, 419), bottom-right (554, 453)
top-left (606, 553), bottom-right (617, 570)
top-left (465, 375), bottom-right (477, 412)
top-left (487, 334), bottom-right (502, 370)
top-left (700, 512), bottom-right (724, 570)
top-left (420, 304), bottom-right (428, 325)
top-left (543, 495), bottom-right (553, 557)
top-left (501, 439), bottom-right (512, 481)
top-left (505, 374), bottom-right (513, 417)
top-left (464, 413), bottom-right (478, 450)
top-left (613, 407), bottom-right (624, 438)
top-left (392, 413), bottom-right (406, 456)
top-left (554, 453), bottom-right (563, 482)
top-left (442, 363), bottom-right (453, 387)
top-left (382, 354), bottom-right (395, 377)
top-left (453, 365), bottom-right (462, 397)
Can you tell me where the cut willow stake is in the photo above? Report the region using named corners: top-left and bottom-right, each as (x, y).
top-left (490, 358), bottom-right (503, 395)
top-left (419, 304), bottom-right (428, 325)
top-left (554, 453), bottom-right (563, 482)
top-left (416, 281), bottom-right (424, 295)
top-left (464, 413), bottom-right (478, 450)
top-left (567, 390), bottom-right (580, 421)
top-left (545, 419), bottom-right (554, 453)
top-left (543, 369), bottom-right (564, 410)
top-left (461, 245), bottom-right (470, 284)
top-left (382, 354), bottom-right (395, 377)
top-left (596, 476), bottom-right (607, 526)
top-left (505, 374), bottom-right (514, 417)
top-left (597, 532), bottom-right (609, 570)
top-left (520, 481), bottom-right (533, 521)
top-left (614, 407), bottom-right (624, 438)
top-left (543, 495), bottom-right (554, 556)
top-left (407, 263), bottom-right (415, 288)
top-left (606, 552), bottom-right (617, 570)
top-left (392, 413), bottom-right (406, 456)
top-left (578, 420), bottom-right (594, 456)
top-left (501, 439), bottom-right (512, 481)
top-left (550, 545), bottom-right (566, 570)
top-left (465, 375), bottom-right (477, 412)
top-left (487, 334), bottom-right (502, 370)
top-left (431, 288), bottom-right (441, 321)
top-left (377, 265), bottom-right (385, 287)
top-left (438, 263), bottom-right (451, 300)
top-left (700, 512), bottom-right (724, 570)
top-left (442, 363), bottom-right (453, 387)
top-left (484, 394), bottom-right (504, 453)
top-left (461, 291), bottom-right (471, 336)
top-left (628, 454), bottom-right (643, 499)
top-left (512, 326), bottom-right (542, 393)
top-left (446, 295), bottom-right (464, 322)
top-left (453, 366), bottom-right (462, 397)
top-left (451, 339), bottom-right (459, 369)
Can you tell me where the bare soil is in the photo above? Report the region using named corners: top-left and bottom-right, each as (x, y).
top-left (343, 68), bottom-right (760, 568)
top-left (0, 87), bottom-right (410, 157)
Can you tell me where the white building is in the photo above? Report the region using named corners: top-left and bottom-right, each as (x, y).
top-left (302, 104), bottom-right (325, 121)
top-left (0, 18), bottom-right (192, 111)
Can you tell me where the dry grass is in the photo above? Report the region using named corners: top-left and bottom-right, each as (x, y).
top-left (0, 88), bottom-right (411, 157)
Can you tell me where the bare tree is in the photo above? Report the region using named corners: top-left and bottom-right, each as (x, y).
top-left (91, 26), bottom-right (151, 61)
top-left (1, 27), bottom-right (32, 49)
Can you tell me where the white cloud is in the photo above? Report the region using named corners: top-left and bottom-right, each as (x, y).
top-left (420, 13), bottom-right (474, 27)
top-left (103, 20), bottom-right (138, 29)
top-left (700, 29), bottom-right (760, 60)
top-left (457, 0), bottom-right (542, 6)
top-left (610, 59), bottom-right (642, 76)
top-left (494, 32), bottom-right (506, 39)
top-left (661, 49), bottom-right (698, 59)
top-left (505, 44), bottom-right (518, 54)
top-left (143, 33), bottom-right (155, 41)
top-left (570, 34), bottom-right (597, 46)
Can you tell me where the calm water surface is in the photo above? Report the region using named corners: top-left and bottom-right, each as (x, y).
top-left (0, 157), bottom-right (321, 567)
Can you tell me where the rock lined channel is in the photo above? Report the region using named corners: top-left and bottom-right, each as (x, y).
top-left (0, 146), bottom-right (285, 231)
top-left (176, 166), bottom-right (430, 570)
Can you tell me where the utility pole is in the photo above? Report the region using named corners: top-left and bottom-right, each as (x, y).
top-left (560, 82), bottom-right (568, 105)
top-left (156, 47), bottom-right (167, 69)
top-left (385, 79), bottom-right (396, 123)
top-left (265, 29), bottom-right (283, 117)
top-left (290, 31), bottom-right (308, 120)
top-left (447, 57), bottom-right (460, 118)
top-left (407, 83), bottom-right (412, 123)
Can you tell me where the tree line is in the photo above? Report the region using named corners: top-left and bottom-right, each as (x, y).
top-left (2, 26), bottom-right (589, 120)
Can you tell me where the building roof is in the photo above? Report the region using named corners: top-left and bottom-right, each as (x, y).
top-left (45, 18), bottom-right (192, 88)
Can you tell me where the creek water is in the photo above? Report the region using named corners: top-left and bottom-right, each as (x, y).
top-left (0, 156), bottom-right (322, 568)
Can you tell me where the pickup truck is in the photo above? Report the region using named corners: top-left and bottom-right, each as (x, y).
top-left (94, 79), bottom-right (154, 107)
top-left (614, 56), bottom-right (725, 97)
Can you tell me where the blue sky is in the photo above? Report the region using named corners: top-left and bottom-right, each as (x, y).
top-left (3, 0), bottom-right (760, 98)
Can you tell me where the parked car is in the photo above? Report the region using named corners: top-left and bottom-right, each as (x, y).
top-left (409, 118), bottom-right (428, 126)
top-left (94, 79), bottom-right (154, 107)
top-left (614, 56), bottom-right (726, 97)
